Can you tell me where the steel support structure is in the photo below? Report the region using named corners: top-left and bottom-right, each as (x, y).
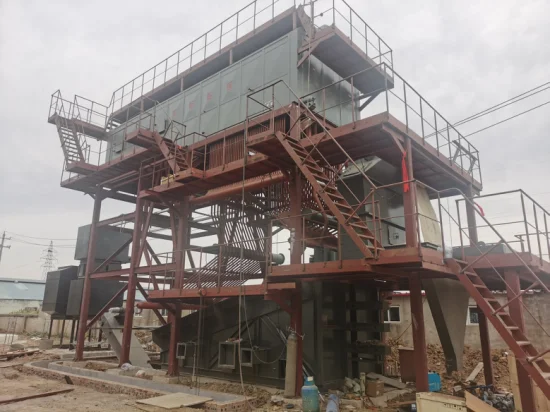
top-left (505, 270), bottom-right (536, 411)
top-left (403, 137), bottom-right (418, 247)
top-left (289, 165), bottom-right (304, 396)
top-left (75, 188), bottom-right (103, 361)
top-left (465, 184), bottom-right (495, 385)
top-left (167, 199), bottom-right (190, 376)
top-left (409, 273), bottom-right (429, 391)
top-left (120, 185), bottom-right (147, 365)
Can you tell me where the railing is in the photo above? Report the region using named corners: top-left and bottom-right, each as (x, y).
top-left (106, 0), bottom-right (393, 116)
top-left (297, 63), bottom-right (481, 184)
top-left (49, 90), bottom-right (108, 129)
top-left (456, 189), bottom-right (550, 263)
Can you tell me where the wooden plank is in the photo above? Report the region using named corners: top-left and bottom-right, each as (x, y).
top-left (0, 388), bottom-right (74, 405)
top-left (136, 393), bottom-right (213, 409)
top-left (366, 372), bottom-right (407, 389)
top-left (465, 392), bottom-right (498, 412)
top-left (465, 362), bottom-right (484, 382)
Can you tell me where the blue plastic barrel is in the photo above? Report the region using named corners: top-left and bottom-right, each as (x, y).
top-left (302, 376), bottom-right (320, 412)
top-left (428, 372), bottom-right (441, 392)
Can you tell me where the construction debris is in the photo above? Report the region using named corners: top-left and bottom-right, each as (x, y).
top-left (136, 393), bottom-right (213, 409)
top-left (466, 362), bottom-right (485, 383)
top-left (0, 387), bottom-right (74, 405)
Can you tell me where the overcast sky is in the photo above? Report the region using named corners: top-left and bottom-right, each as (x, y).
top-left (0, 0), bottom-right (549, 280)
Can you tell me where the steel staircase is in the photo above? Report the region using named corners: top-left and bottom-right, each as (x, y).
top-left (153, 132), bottom-right (189, 174)
top-left (276, 131), bottom-right (382, 258)
top-left (450, 259), bottom-right (550, 398)
top-left (54, 115), bottom-right (86, 164)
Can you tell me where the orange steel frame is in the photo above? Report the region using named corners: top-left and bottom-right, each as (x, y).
top-left (50, 7), bottom-right (550, 405)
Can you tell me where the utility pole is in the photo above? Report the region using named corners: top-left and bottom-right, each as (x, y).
top-left (0, 231), bottom-right (11, 267)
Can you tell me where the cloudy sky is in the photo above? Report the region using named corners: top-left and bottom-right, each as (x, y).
top-left (0, 0), bottom-right (549, 279)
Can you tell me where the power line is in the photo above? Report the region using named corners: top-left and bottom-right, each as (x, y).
top-left (5, 231), bottom-right (76, 241)
top-left (10, 238), bottom-right (75, 248)
top-left (464, 99), bottom-right (550, 138)
top-left (453, 81), bottom-right (550, 127)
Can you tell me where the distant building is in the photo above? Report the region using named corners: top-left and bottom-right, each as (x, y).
top-left (387, 290), bottom-right (550, 350)
top-left (0, 277), bottom-right (45, 314)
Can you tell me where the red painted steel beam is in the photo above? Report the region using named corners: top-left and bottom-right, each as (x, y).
top-left (136, 282), bottom-right (167, 326)
top-left (75, 188), bottom-right (103, 361)
top-left (464, 184), bottom-right (494, 385)
top-left (409, 273), bottom-right (429, 391)
top-left (148, 283), bottom-right (296, 300)
top-left (120, 193), bottom-right (145, 366)
top-left (505, 270), bottom-right (536, 411)
top-left (291, 284), bottom-right (303, 396)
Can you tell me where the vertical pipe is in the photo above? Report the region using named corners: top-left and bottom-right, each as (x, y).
top-left (434, 112), bottom-right (439, 153)
top-left (533, 204), bottom-right (542, 260)
top-left (465, 184), bottom-right (479, 245)
top-left (419, 98), bottom-right (425, 144)
top-left (75, 188), bottom-right (102, 360)
top-left (505, 270), bottom-right (535, 411)
top-left (544, 213), bottom-right (550, 261)
top-left (409, 273), bottom-right (428, 392)
top-left (403, 138), bottom-right (417, 247)
top-left (403, 82), bottom-right (408, 133)
top-left (520, 193), bottom-right (532, 254)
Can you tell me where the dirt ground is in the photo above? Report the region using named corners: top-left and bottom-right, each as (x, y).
top-left (0, 367), bottom-right (139, 412)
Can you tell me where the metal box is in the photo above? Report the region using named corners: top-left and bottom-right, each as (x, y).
top-left (74, 225), bottom-right (131, 263)
top-left (65, 279), bottom-right (124, 317)
top-left (42, 266), bottom-right (78, 316)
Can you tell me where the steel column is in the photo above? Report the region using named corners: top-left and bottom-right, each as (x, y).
top-left (465, 184), bottom-right (479, 244)
top-left (75, 188), bottom-right (103, 360)
top-left (403, 138), bottom-right (418, 247)
top-left (289, 168), bottom-right (303, 264)
top-left (409, 273), bottom-right (429, 391)
top-left (120, 193), bottom-right (145, 365)
top-left (167, 200), bottom-right (190, 376)
top-left (291, 283), bottom-right (303, 395)
top-left (505, 270), bottom-right (536, 411)
top-left (465, 185), bottom-right (494, 384)
top-left (477, 311), bottom-right (494, 385)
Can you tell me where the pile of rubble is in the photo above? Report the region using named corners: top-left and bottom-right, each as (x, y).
top-left (387, 339), bottom-right (510, 392)
top-left (134, 330), bottom-right (160, 352)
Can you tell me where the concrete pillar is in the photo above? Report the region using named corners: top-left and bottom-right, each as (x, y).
top-left (423, 278), bottom-right (470, 372)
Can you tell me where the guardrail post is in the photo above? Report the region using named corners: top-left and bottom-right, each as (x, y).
top-left (520, 193), bottom-right (532, 254)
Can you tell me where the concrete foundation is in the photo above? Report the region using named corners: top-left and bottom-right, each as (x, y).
top-left (423, 278), bottom-right (470, 372)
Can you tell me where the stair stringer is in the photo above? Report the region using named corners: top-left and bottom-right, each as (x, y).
top-left (275, 131), bottom-right (382, 259)
top-left (448, 258), bottom-right (550, 399)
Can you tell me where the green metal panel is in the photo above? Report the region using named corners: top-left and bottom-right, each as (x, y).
top-left (106, 27), bottom-right (356, 161)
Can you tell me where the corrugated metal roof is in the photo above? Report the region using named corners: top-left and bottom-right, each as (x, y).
top-left (0, 278), bottom-right (45, 301)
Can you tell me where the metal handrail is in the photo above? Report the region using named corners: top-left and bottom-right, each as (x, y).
top-left (107, 0), bottom-right (393, 116)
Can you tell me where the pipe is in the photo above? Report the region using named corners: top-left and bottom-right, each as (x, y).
top-left (135, 302), bottom-right (203, 311)
top-left (284, 332), bottom-right (298, 397)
